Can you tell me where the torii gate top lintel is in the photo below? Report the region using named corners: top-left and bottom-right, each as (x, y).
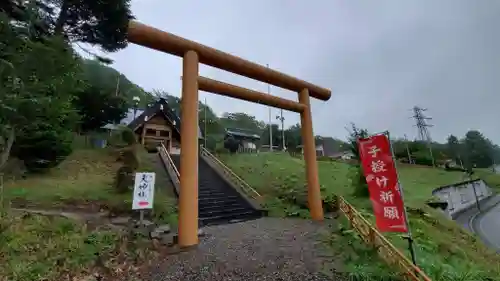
top-left (127, 21), bottom-right (331, 101)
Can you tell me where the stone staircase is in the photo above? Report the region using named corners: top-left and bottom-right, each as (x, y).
top-left (169, 154), bottom-right (263, 226)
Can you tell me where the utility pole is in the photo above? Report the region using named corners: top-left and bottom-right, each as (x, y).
top-left (267, 64), bottom-right (273, 152)
top-left (109, 75), bottom-right (121, 136)
top-left (404, 134), bottom-right (412, 164)
top-left (411, 106), bottom-right (435, 166)
top-left (276, 109), bottom-right (285, 150)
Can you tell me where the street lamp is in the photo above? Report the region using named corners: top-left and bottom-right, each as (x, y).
top-left (276, 109), bottom-right (285, 151)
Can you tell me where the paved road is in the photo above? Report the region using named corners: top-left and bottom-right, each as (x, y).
top-left (472, 197), bottom-right (500, 251)
top-left (455, 195), bottom-right (500, 231)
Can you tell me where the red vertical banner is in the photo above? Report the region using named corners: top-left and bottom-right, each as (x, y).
top-left (358, 134), bottom-right (408, 233)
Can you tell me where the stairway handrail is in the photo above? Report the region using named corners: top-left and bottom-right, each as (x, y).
top-left (338, 196), bottom-right (432, 281)
top-left (158, 143), bottom-right (180, 188)
top-left (200, 147), bottom-right (261, 199)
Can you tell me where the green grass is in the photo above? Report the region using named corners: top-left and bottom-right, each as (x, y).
top-left (219, 152), bottom-right (500, 280)
top-left (1, 146), bottom-right (177, 281)
top-left (1, 212), bottom-right (117, 280)
top-left (4, 147), bottom-right (177, 225)
top-left (0, 210), bottom-right (159, 281)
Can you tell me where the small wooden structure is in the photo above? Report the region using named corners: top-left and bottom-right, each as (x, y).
top-left (103, 98), bottom-right (203, 153)
top-left (127, 98), bottom-right (203, 153)
top-left (224, 128), bottom-right (260, 153)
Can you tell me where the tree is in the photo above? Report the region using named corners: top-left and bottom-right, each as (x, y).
top-left (347, 123), bottom-right (368, 160)
top-left (346, 123), bottom-right (369, 198)
top-left (198, 100), bottom-right (222, 136)
top-left (73, 83), bottom-right (128, 132)
top-left (73, 60), bottom-right (143, 132)
top-left (463, 130), bottom-right (494, 168)
top-left (284, 123), bottom-right (302, 150)
top-left (219, 112), bottom-right (265, 132)
top-left (83, 59), bottom-right (153, 107)
top-left (446, 134), bottom-right (462, 164)
top-left (3, 0), bottom-right (133, 60)
top-left (261, 124), bottom-right (281, 148)
top-left (13, 122), bottom-right (75, 172)
top-left (1, 13), bottom-right (81, 170)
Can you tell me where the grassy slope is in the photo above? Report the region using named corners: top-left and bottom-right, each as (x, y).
top-left (1, 213), bottom-right (121, 280)
top-left (219, 152), bottom-right (500, 280)
top-left (1, 147), bottom-right (177, 280)
top-left (4, 147), bottom-right (177, 224)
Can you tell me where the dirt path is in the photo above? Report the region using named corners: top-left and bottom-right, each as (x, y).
top-left (142, 217), bottom-right (346, 280)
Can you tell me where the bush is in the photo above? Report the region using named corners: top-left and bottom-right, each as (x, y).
top-left (115, 165), bottom-right (134, 193)
top-left (106, 129), bottom-right (127, 148)
top-left (350, 164), bottom-right (370, 198)
top-left (204, 135), bottom-right (217, 152)
top-left (224, 136), bottom-right (240, 154)
top-left (13, 128), bottom-right (74, 173)
top-left (276, 184), bottom-right (308, 209)
top-left (322, 192), bottom-right (339, 213)
top-left (121, 147), bottom-right (139, 170)
top-left (413, 155), bottom-right (434, 166)
top-left (121, 128), bottom-right (137, 145)
top-left (114, 145), bottom-right (140, 193)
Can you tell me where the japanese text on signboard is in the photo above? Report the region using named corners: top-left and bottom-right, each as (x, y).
top-left (358, 134), bottom-right (408, 233)
top-left (132, 172), bottom-right (156, 210)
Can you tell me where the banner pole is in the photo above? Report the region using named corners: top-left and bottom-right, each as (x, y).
top-left (384, 131), bottom-right (418, 266)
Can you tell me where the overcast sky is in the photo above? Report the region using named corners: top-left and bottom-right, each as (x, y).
top-left (93, 0), bottom-right (500, 143)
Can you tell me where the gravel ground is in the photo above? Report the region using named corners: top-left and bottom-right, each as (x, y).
top-left (142, 217), bottom-right (346, 281)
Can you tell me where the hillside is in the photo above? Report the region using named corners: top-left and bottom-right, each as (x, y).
top-left (81, 59), bottom-right (155, 108)
top-left (219, 152), bottom-right (500, 280)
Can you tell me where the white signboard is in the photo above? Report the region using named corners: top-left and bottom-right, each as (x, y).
top-left (132, 172), bottom-right (156, 210)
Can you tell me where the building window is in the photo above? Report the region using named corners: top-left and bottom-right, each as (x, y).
top-left (145, 129), bottom-right (156, 135)
top-left (159, 130), bottom-right (170, 137)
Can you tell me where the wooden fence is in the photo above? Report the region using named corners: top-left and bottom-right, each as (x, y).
top-left (158, 144), bottom-right (180, 195)
top-left (338, 196), bottom-right (432, 281)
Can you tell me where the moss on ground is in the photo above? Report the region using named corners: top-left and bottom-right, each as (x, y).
top-left (219, 152), bottom-right (500, 280)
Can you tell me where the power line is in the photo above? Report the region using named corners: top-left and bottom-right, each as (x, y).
top-left (412, 106), bottom-right (433, 142)
top-left (411, 106), bottom-right (435, 166)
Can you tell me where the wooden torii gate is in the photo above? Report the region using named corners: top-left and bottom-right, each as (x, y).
top-left (127, 21), bottom-right (332, 248)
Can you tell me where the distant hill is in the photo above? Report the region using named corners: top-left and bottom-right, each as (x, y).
top-left (81, 59), bottom-right (155, 108)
